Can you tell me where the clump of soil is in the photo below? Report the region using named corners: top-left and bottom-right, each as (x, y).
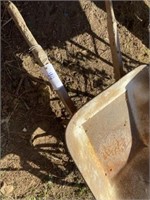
top-left (1, 1), bottom-right (149, 199)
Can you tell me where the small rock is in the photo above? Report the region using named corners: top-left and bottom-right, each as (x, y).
top-left (31, 127), bottom-right (57, 147)
top-left (0, 182), bottom-right (14, 195)
top-left (82, 50), bottom-right (88, 55)
top-left (22, 128), bottom-right (27, 132)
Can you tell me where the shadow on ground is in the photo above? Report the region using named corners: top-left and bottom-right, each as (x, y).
top-left (94, 0), bottom-right (149, 48)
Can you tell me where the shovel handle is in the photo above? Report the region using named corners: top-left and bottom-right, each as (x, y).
top-left (4, 1), bottom-right (76, 116)
top-left (105, 0), bottom-right (123, 80)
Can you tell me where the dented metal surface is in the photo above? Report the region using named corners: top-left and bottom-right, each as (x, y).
top-left (66, 65), bottom-right (149, 200)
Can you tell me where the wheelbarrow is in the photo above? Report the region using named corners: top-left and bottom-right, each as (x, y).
top-left (66, 65), bottom-right (149, 200)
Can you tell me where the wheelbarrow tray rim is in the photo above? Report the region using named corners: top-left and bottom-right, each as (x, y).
top-left (65, 65), bottom-right (148, 200)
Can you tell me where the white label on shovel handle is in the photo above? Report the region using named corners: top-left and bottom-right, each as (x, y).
top-left (42, 63), bottom-right (63, 90)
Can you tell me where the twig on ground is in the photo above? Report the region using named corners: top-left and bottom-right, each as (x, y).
top-left (5, 67), bottom-right (13, 81)
top-left (1, 7), bottom-right (6, 20)
top-left (2, 8), bottom-right (23, 29)
top-left (15, 76), bottom-right (25, 96)
top-left (2, 17), bottom-right (13, 28)
top-left (20, 98), bottom-right (30, 110)
top-left (17, 89), bottom-right (36, 99)
top-left (1, 37), bottom-right (10, 46)
top-left (1, 102), bottom-right (19, 143)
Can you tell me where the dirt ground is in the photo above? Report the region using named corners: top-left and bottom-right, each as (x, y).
top-left (1, 1), bottom-right (149, 200)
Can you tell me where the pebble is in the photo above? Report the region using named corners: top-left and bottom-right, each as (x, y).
top-left (0, 182), bottom-right (14, 195)
top-left (22, 128), bottom-right (27, 132)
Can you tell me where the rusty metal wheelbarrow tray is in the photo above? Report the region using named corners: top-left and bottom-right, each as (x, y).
top-left (66, 65), bottom-right (149, 200)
